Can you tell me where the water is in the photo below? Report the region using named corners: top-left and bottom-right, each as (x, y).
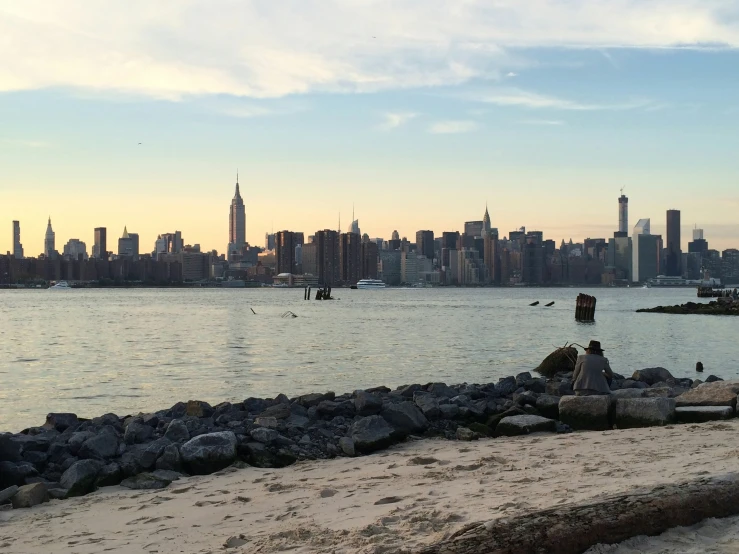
top-left (0, 287), bottom-right (736, 432)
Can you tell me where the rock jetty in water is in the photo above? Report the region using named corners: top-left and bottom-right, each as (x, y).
top-left (0, 364), bottom-right (734, 510)
top-left (637, 299), bottom-right (739, 316)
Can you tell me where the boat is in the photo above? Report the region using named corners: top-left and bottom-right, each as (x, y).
top-left (356, 279), bottom-right (386, 289)
top-left (49, 281), bottom-right (72, 290)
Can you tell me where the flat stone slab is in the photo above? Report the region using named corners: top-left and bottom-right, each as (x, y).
top-left (559, 396), bottom-right (614, 431)
top-left (676, 406), bottom-right (735, 423)
top-left (611, 389), bottom-right (646, 399)
top-left (675, 381), bottom-right (739, 409)
top-left (495, 415), bottom-right (557, 437)
top-left (615, 398), bottom-right (676, 429)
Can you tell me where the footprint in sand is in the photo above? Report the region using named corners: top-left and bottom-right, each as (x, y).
top-left (374, 496), bottom-right (404, 505)
top-left (407, 456), bottom-right (440, 466)
top-left (224, 535), bottom-right (248, 548)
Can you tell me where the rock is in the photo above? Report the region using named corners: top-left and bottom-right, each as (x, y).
top-left (243, 397), bottom-right (270, 414)
top-left (338, 437), bottom-right (355, 456)
top-left (496, 376), bottom-right (518, 396)
top-left (120, 473), bottom-right (172, 490)
top-left (0, 461), bottom-right (37, 489)
top-left (427, 383), bottom-right (457, 398)
top-left (455, 427), bottom-right (475, 441)
top-left (238, 442), bottom-right (297, 468)
top-left (495, 415), bottom-right (557, 437)
top-left (524, 378), bottom-right (547, 394)
top-left (632, 367), bottom-right (675, 386)
top-left (164, 419), bottom-right (190, 442)
top-left (546, 380), bottom-right (574, 397)
top-left (47, 488), bottom-right (68, 500)
top-left (413, 392), bottom-right (441, 419)
top-left (354, 391), bottom-right (384, 416)
top-left (612, 388), bottom-right (647, 399)
top-left (180, 431), bottom-right (237, 475)
top-left (260, 403), bottom-right (291, 419)
top-left (644, 387), bottom-right (683, 399)
top-left (155, 444), bottom-right (182, 472)
top-left (60, 459), bottom-right (103, 497)
top-left (706, 375), bottom-right (723, 383)
top-left (0, 433), bottom-right (23, 462)
top-left (316, 400), bottom-right (356, 419)
top-left (514, 391), bottom-right (539, 407)
top-left (675, 380), bottom-right (739, 409)
top-left (285, 415), bottom-right (310, 431)
top-left (95, 463), bottom-right (123, 487)
top-left (140, 438), bottom-right (172, 470)
top-left (118, 450), bottom-right (143, 477)
top-left (186, 400), bottom-right (214, 418)
top-left (22, 450), bottom-right (48, 465)
top-left (676, 406), bottom-right (735, 423)
top-left (398, 384), bottom-right (423, 398)
top-left (124, 421), bottom-right (153, 445)
top-left (151, 470), bottom-right (182, 482)
top-left (535, 395), bottom-right (561, 419)
top-left (67, 431), bottom-right (94, 454)
top-left (380, 402), bottom-right (429, 436)
top-left (558, 396), bottom-right (614, 431)
top-left (296, 392), bottom-right (335, 408)
top-left (43, 413), bottom-right (79, 432)
top-left (439, 404), bottom-right (460, 419)
top-left (11, 483), bottom-right (49, 508)
top-left (621, 379), bottom-right (649, 389)
top-left (0, 485), bottom-right (19, 504)
top-left (10, 434), bottom-right (51, 452)
top-left (691, 380), bottom-right (704, 389)
top-left (250, 428), bottom-right (279, 444)
top-left (79, 433), bottom-right (119, 460)
top-left (615, 398), bottom-right (676, 429)
top-left (351, 416), bottom-right (395, 454)
top-left (466, 422), bottom-right (492, 436)
top-left (254, 416), bottom-right (279, 429)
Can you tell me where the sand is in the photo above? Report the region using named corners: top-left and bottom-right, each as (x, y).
top-left (3, 420), bottom-right (739, 554)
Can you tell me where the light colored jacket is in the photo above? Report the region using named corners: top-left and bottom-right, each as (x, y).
top-left (572, 354), bottom-right (613, 394)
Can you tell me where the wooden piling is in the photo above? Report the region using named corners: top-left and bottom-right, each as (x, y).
top-left (576, 293), bottom-right (596, 322)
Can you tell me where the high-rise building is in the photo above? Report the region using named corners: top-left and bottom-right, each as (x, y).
top-left (275, 231), bottom-right (297, 274)
top-left (618, 194), bottom-right (628, 234)
top-left (12, 221), bottom-right (23, 259)
top-left (361, 241), bottom-right (379, 279)
top-left (63, 239), bottom-right (88, 260)
top-left (483, 204), bottom-right (492, 236)
top-left (118, 227), bottom-right (140, 260)
top-left (415, 230), bottom-right (434, 260)
top-left (632, 219), bottom-right (661, 282)
top-left (688, 228), bottom-right (708, 256)
top-left (44, 218), bottom-right (55, 258)
top-left (484, 233), bottom-right (500, 284)
top-left (315, 229), bottom-right (340, 286)
top-left (228, 174), bottom-right (246, 261)
top-left (379, 250), bottom-right (401, 286)
top-left (340, 232), bottom-right (362, 284)
top-left (464, 220), bottom-right (484, 238)
top-left (666, 209), bottom-right (681, 276)
top-left (522, 233), bottom-right (544, 284)
top-left (457, 249), bottom-right (487, 285)
top-left (94, 227), bottom-right (107, 260)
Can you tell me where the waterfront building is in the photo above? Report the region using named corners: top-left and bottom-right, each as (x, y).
top-left (93, 227), bottom-right (107, 260)
top-left (484, 233), bottom-right (500, 284)
top-left (379, 250), bottom-right (401, 286)
top-left (415, 230), bottom-right (434, 260)
top-left (665, 209), bottom-right (682, 276)
top-left (339, 232), bottom-right (362, 284)
top-left (522, 233), bottom-right (545, 285)
top-left (361, 241), bottom-right (379, 279)
top-left (607, 235), bottom-right (632, 281)
top-left (457, 248), bottom-right (487, 285)
top-left (12, 221), bottom-right (23, 259)
top-left (228, 175), bottom-right (246, 262)
top-left (302, 242), bottom-right (318, 277)
top-left (118, 227), bottom-right (140, 260)
top-left (618, 194), bottom-right (629, 234)
top-left (44, 218), bottom-right (55, 258)
top-left (63, 239), bottom-right (88, 260)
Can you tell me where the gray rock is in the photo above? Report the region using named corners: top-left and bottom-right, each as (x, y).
top-left (43, 413), bottom-right (79, 432)
top-left (10, 434), bottom-right (51, 452)
top-left (254, 416), bottom-right (279, 429)
top-left (546, 380), bottom-right (574, 397)
top-left (632, 367), bottom-right (675, 386)
top-left (296, 392), bottom-right (335, 408)
top-left (48, 488), bottom-right (68, 500)
top-left (691, 379), bottom-right (703, 389)
top-left (250, 428), bottom-right (279, 444)
top-left (706, 375), bottom-right (723, 383)
top-left (351, 416), bottom-right (395, 454)
top-left (124, 421), bottom-right (153, 445)
top-left (615, 398), bottom-right (676, 429)
top-left (11, 483), bottom-right (49, 509)
top-left (439, 404), bottom-right (460, 419)
top-left (398, 384), bottom-right (423, 398)
top-left (496, 377), bottom-right (518, 396)
top-left (558, 395), bottom-right (614, 431)
top-left (67, 431), bottom-right (94, 454)
top-left (338, 437), bottom-right (355, 456)
top-left (621, 379), bottom-right (649, 389)
top-left (612, 388), bottom-right (647, 399)
top-left (120, 473), bottom-right (171, 490)
top-left (0, 485), bottom-right (19, 504)
top-left (140, 438), bottom-right (172, 470)
top-left (22, 450), bottom-right (48, 465)
top-left (243, 397), bottom-right (270, 414)
top-left (0, 433), bottom-right (22, 462)
top-left (495, 415), bottom-right (557, 437)
top-left (151, 470), bottom-right (182, 482)
top-left (427, 383), bottom-right (457, 398)
top-left (354, 391), bottom-right (383, 416)
top-left (285, 415), bottom-right (310, 431)
top-left (676, 380), bottom-right (739, 409)
top-left (95, 463), bottom-right (123, 487)
top-left (455, 427), bottom-right (475, 441)
top-left (380, 402), bottom-right (429, 436)
top-left (644, 387), bottom-right (683, 399)
top-left (676, 406), bottom-right (735, 423)
top-left (260, 403), bottom-right (291, 420)
top-left (79, 433), bottom-right (119, 460)
top-left (185, 400), bottom-right (214, 418)
top-left (60, 459), bottom-right (103, 497)
top-left (316, 400), bottom-right (355, 419)
top-left (155, 444), bottom-right (182, 472)
top-left (535, 395), bottom-right (561, 419)
top-left (413, 392), bottom-right (441, 419)
top-left (238, 442), bottom-right (296, 468)
top-left (164, 419), bottom-right (190, 442)
top-left (0, 461), bottom-right (38, 489)
top-left (180, 431), bottom-right (237, 475)
top-left (524, 378), bottom-right (547, 394)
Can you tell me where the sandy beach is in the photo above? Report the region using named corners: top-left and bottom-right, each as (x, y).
top-left (3, 420), bottom-right (739, 553)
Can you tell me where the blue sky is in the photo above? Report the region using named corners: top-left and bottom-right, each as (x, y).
top-left (1, 1), bottom-right (738, 255)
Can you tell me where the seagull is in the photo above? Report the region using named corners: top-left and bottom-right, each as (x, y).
top-left (138, 142), bottom-right (142, 145)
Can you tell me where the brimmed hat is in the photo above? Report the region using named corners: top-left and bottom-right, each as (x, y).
top-left (586, 340), bottom-right (604, 353)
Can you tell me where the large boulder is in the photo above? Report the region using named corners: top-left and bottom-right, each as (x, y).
top-left (632, 367), bottom-right (674, 386)
top-left (427, 383), bottom-right (457, 399)
top-left (413, 392), bottom-right (441, 419)
top-left (535, 395), bottom-right (561, 419)
top-left (676, 406), bottom-right (735, 423)
top-left (60, 459), bottom-right (103, 497)
top-left (676, 381), bottom-right (739, 409)
top-left (120, 473), bottom-right (172, 490)
top-left (237, 442), bottom-right (296, 468)
top-left (380, 402), bottom-right (429, 436)
top-left (140, 438), bottom-right (172, 470)
top-left (495, 376), bottom-right (518, 396)
top-left (351, 416), bottom-right (395, 454)
top-left (615, 398), bottom-right (676, 429)
top-left (124, 421), bottom-right (154, 445)
top-left (180, 431), bottom-right (237, 475)
top-left (95, 463), bottom-right (123, 487)
top-left (0, 433), bottom-right (22, 462)
top-left (11, 483), bottom-right (49, 509)
top-left (546, 380), bottom-right (574, 397)
top-left (260, 403), bottom-right (291, 420)
top-left (316, 400), bottom-right (355, 419)
top-left (43, 413), bottom-right (79, 432)
top-left (558, 396), bottom-right (614, 431)
top-left (155, 444), bottom-right (182, 472)
top-left (164, 419), bottom-right (190, 442)
top-left (495, 415), bottom-right (557, 437)
top-left (354, 391), bottom-right (384, 416)
top-left (611, 389), bottom-right (646, 399)
top-left (0, 461), bottom-right (37, 489)
top-left (0, 485), bottom-right (19, 504)
top-left (185, 400), bottom-right (214, 418)
top-left (79, 432), bottom-right (119, 460)
top-left (296, 392), bottom-right (335, 408)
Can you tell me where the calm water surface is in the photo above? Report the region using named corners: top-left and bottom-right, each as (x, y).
top-left (1, 287), bottom-right (736, 431)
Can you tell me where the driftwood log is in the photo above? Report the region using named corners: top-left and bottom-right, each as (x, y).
top-left (417, 473), bottom-right (739, 554)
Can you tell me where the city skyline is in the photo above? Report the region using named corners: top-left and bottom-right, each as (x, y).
top-left (2, 2), bottom-right (739, 255)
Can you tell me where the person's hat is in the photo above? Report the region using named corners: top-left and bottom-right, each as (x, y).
top-left (586, 340), bottom-right (604, 353)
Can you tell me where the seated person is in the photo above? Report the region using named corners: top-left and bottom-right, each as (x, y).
top-left (572, 340), bottom-right (613, 396)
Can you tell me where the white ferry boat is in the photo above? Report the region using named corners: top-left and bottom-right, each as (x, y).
top-left (356, 279), bottom-right (386, 289)
top-left (49, 281), bottom-right (72, 290)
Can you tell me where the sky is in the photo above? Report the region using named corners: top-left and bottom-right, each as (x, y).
top-left (1, 0), bottom-right (739, 256)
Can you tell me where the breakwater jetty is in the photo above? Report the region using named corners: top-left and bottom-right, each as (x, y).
top-left (637, 298), bottom-right (739, 315)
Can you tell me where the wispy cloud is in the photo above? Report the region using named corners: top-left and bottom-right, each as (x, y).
top-left (473, 88), bottom-right (654, 111)
top-left (506, 72), bottom-right (518, 78)
top-left (428, 120), bottom-right (478, 134)
top-left (1, 138), bottom-right (50, 148)
top-left (520, 119), bottom-right (565, 125)
top-left (377, 112), bottom-right (418, 131)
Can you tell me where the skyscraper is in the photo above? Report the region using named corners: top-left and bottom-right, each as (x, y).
top-left (340, 232), bottom-right (362, 284)
top-left (632, 219), bottom-right (661, 282)
top-left (464, 220), bottom-right (484, 238)
top-left (666, 209), bottom-right (681, 276)
top-left (44, 218), bottom-right (55, 258)
top-left (228, 173), bottom-right (246, 260)
top-left (483, 204), bottom-right (491, 235)
top-left (315, 230), bottom-right (340, 286)
top-left (618, 194), bottom-right (628, 234)
top-left (118, 227), bottom-right (140, 260)
top-left (94, 227), bottom-right (107, 260)
top-left (12, 221), bottom-right (23, 259)
top-left (275, 231), bottom-right (297, 274)
top-left (415, 230), bottom-right (434, 260)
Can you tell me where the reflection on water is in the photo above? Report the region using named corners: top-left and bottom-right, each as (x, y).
top-left (0, 287), bottom-right (736, 431)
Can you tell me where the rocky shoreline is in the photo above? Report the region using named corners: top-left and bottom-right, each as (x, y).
top-left (637, 299), bottom-right (739, 315)
top-left (1, 364), bottom-right (734, 511)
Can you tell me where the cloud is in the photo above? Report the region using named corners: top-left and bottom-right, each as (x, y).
top-left (473, 88), bottom-right (654, 111)
top-left (1, 1), bottom-right (738, 100)
top-left (520, 119), bottom-right (565, 125)
top-left (506, 72), bottom-right (518, 77)
top-left (428, 120), bottom-right (478, 134)
top-left (377, 112), bottom-right (418, 130)
top-left (1, 138), bottom-right (50, 148)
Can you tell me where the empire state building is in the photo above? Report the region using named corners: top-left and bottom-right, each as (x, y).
top-left (228, 173), bottom-right (246, 261)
